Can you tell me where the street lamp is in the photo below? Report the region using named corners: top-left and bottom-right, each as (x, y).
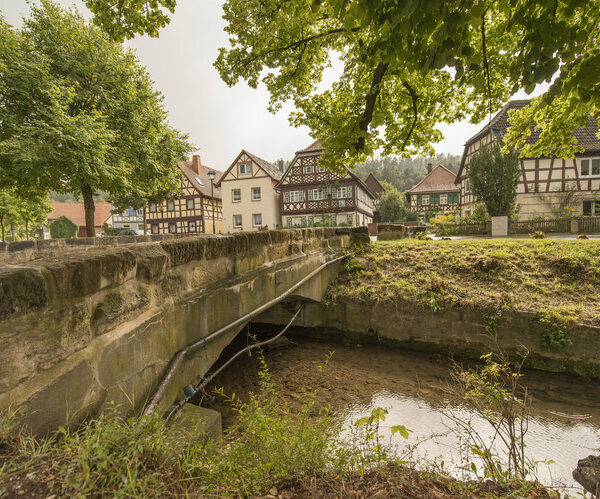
top-left (208, 170), bottom-right (216, 234)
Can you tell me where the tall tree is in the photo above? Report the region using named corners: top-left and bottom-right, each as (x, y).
top-left (0, 189), bottom-right (19, 242)
top-left (0, 1), bottom-right (191, 237)
top-left (213, 0), bottom-right (599, 167)
top-left (15, 196), bottom-right (51, 240)
top-left (378, 187), bottom-right (409, 223)
top-left (468, 143), bottom-right (521, 217)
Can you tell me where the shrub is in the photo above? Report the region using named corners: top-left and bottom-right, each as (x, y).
top-left (49, 216), bottom-right (78, 238)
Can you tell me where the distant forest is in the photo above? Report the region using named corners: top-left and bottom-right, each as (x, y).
top-left (353, 154), bottom-right (461, 192)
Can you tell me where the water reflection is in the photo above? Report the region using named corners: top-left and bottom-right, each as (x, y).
top-left (345, 390), bottom-right (600, 491)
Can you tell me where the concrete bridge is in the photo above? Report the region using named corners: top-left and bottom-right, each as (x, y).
top-left (0, 228), bottom-right (366, 433)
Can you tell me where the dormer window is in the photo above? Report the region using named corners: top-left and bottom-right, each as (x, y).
top-left (579, 158), bottom-right (600, 177)
top-left (239, 162), bottom-right (252, 175)
top-left (304, 165), bottom-right (313, 174)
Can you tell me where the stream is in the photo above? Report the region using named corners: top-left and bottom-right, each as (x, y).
top-left (203, 332), bottom-right (600, 493)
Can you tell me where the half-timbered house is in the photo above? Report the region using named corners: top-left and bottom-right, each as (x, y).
top-left (276, 140), bottom-right (376, 227)
top-left (217, 150), bottom-right (282, 232)
top-left (145, 155), bottom-right (223, 235)
top-left (406, 164), bottom-right (460, 215)
top-left (456, 100), bottom-right (600, 219)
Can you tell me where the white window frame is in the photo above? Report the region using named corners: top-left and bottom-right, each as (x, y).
top-left (186, 198), bottom-right (194, 210)
top-left (232, 189), bottom-right (241, 203)
top-left (239, 162), bottom-right (252, 175)
top-left (188, 220), bottom-right (196, 232)
top-left (252, 213), bottom-right (262, 227)
top-left (440, 194), bottom-right (448, 205)
top-left (304, 165), bottom-right (313, 174)
top-left (284, 190), bottom-right (304, 203)
top-left (251, 187), bottom-right (261, 201)
top-left (168, 222), bottom-right (177, 233)
top-left (464, 178), bottom-right (470, 193)
top-left (422, 195), bottom-right (430, 205)
top-left (318, 165), bottom-right (327, 172)
top-left (579, 158), bottom-right (600, 177)
top-left (233, 214), bottom-right (242, 228)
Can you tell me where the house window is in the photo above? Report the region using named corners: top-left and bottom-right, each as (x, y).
top-left (448, 193), bottom-right (459, 204)
top-left (416, 195), bottom-right (422, 206)
top-left (304, 165), bottom-right (313, 174)
top-left (151, 224), bottom-right (159, 234)
top-left (318, 166), bottom-right (327, 172)
top-left (583, 200), bottom-right (600, 216)
top-left (422, 195), bottom-right (430, 205)
top-left (252, 187), bottom-right (261, 200)
top-left (308, 188), bottom-right (327, 201)
top-left (239, 162), bottom-right (252, 175)
top-left (186, 198), bottom-right (195, 210)
top-left (232, 189), bottom-right (241, 202)
top-left (167, 200), bottom-right (175, 211)
top-left (252, 213), bottom-right (262, 227)
top-left (149, 203), bottom-right (157, 213)
top-left (580, 158), bottom-right (600, 177)
top-left (464, 178), bottom-right (471, 193)
top-left (233, 215), bottom-right (242, 227)
top-left (136, 209), bottom-right (143, 216)
top-left (440, 194), bottom-right (448, 205)
top-left (188, 220), bottom-right (196, 232)
top-left (168, 222), bottom-right (176, 233)
top-left (347, 214), bottom-right (353, 225)
top-left (332, 186), bottom-right (352, 199)
top-left (287, 217), bottom-right (292, 227)
top-left (284, 190), bottom-right (304, 203)
top-left (339, 199), bottom-right (346, 207)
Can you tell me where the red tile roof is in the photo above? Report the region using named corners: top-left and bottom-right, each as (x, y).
top-left (406, 165), bottom-right (459, 194)
top-left (297, 139), bottom-right (322, 153)
top-left (178, 161), bottom-right (223, 200)
top-left (48, 202), bottom-right (113, 227)
top-left (364, 173), bottom-right (386, 197)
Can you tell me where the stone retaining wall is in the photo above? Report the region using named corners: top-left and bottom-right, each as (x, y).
top-left (257, 300), bottom-right (600, 378)
top-left (0, 228), bottom-right (359, 433)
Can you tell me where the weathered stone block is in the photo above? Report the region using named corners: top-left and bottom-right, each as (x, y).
top-left (161, 239), bottom-right (206, 266)
top-left (132, 244), bottom-right (168, 282)
top-left (18, 360), bottom-right (106, 434)
top-left (0, 266), bottom-right (48, 321)
top-left (168, 404), bottom-right (222, 454)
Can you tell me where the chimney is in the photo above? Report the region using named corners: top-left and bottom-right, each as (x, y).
top-left (191, 154), bottom-right (201, 174)
top-left (426, 162), bottom-right (433, 174)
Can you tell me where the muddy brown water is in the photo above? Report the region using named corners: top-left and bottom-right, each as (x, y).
top-left (202, 333), bottom-right (600, 492)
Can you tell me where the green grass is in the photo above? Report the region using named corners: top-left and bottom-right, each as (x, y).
top-left (331, 239), bottom-right (600, 326)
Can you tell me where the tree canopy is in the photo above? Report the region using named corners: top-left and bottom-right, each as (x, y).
top-left (378, 186), bottom-right (409, 223)
top-left (468, 143), bottom-right (521, 217)
top-left (0, 1), bottom-right (191, 236)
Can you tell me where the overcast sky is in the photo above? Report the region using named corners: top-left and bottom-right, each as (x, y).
top-left (0, 0), bottom-right (544, 171)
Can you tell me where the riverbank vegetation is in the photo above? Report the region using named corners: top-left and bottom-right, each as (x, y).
top-left (0, 354), bottom-right (553, 498)
top-left (330, 239), bottom-right (600, 327)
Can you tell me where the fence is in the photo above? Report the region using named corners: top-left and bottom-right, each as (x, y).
top-left (577, 217), bottom-right (600, 234)
top-left (509, 218), bottom-right (571, 234)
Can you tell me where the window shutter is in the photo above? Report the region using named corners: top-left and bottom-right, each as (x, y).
top-left (417, 195), bottom-right (421, 206)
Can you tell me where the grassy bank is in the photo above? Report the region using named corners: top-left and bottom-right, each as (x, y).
top-left (0, 356), bottom-right (553, 498)
top-left (330, 239), bottom-right (600, 326)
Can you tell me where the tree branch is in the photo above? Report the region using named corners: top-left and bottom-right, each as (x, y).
top-left (401, 80), bottom-right (418, 152)
top-left (354, 62), bottom-right (389, 151)
top-left (481, 9), bottom-right (492, 120)
top-left (243, 27), bottom-right (360, 68)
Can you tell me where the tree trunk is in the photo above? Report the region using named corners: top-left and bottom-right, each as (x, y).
top-left (143, 207), bottom-right (147, 235)
top-left (25, 220), bottom-right (29, 240)
top-left (10, 223), bottom-right (15, 241)
top-left (81, 182), bottom-right (96, 237)
top-left (0, 215), bottom-right (4, 242)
